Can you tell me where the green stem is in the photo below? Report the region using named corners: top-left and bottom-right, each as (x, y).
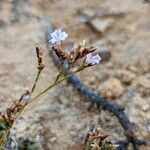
top-left (54, 63), bottom-right (70, 84)
top-left (54, 74), bottom-right (61, 84)
top-left (31, 69), bottom-right (42, 93)
top-left (28, 69), bottom-right (80, 104)
top-left (28, 74), bottom-right (70, 104)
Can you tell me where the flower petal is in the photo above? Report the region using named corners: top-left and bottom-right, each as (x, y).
top-left (50, 29), bottom-right (68, 44)
top-left (50, 38), bottom-right (57, 44)
top-left (85, 53), bottom-right (101, 65)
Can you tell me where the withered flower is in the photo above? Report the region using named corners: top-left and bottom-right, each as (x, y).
top-left (52, 46), bottom-right (67, 61)
top-left (36, 47), bottom-right (45, 70)
top-left (84, 128), bottom-right (117, 150)
top-left (67, 40), bottom-right (96, 64)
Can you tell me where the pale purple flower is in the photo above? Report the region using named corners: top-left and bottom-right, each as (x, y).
top-left (50, 29), bottom-right (68, 44)
top-left (21, 95), bottom-right (30, 101)
top-left (85, 53), bottom-right (101, 65)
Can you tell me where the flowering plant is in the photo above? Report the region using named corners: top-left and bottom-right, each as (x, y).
top-left (0, 29), bottom-right (101, 149)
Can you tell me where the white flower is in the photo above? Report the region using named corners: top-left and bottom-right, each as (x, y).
top-left (85, 53), bottom-right (101, 65)
top-left (50, 29), bottom-right (68, 44)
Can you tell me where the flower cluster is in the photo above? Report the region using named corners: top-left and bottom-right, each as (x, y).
top-left (50, 29), bottom-right (101, 68)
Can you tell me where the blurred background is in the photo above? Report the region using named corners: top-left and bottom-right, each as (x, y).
top-left (0, 0), bottom-right (150, 149)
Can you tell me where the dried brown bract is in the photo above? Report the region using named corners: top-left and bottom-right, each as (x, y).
top-left (0, 102), bottom-right (23, 128)
top-left (36, 46), bottom-right (45, 70)
top-left (52, 39), bottom-right (99, 69)
top-left (52, 46), bottom-right (67, 61)
top-left (85, 128), bottom-right (117, 150)
top-left (67, 40), bottom-right (96, 64)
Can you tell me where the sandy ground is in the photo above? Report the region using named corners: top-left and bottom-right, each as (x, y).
top-left (0, 0), bottom-right (150, 149)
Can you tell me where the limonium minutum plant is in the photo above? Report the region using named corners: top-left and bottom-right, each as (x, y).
top-left (0, 29), bottom-right (101, 150)
top-left (85, 128), bottom-right (118, 150)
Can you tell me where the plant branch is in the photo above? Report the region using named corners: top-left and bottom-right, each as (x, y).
top-left (31, 70), bottom-right (42, 94)
top-left (44, 19), bottom-right (147, 150)
top-left (28, 70), bottom-right (79, 104)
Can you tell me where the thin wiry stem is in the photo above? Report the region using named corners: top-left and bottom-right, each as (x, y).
top-left (28, 70), bottom-right (79, 104)
top-left (31, 70), bottom-right (42, 94)
top-left (11, 69), bottom-right (43, 130)
top-left (10, 60), bottom-right (74, 134)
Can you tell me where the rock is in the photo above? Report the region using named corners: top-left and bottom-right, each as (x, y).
top-left (132, 95), bottom-right (150, 111)
top-left (80, 9), bottom-right (95, 17)
top-left (49, 137), bottom-right (57, 143)
top-left (80, 8), bottom-right (109, 18)
top-left (122, 89), bottom-right (136, 102)
top-left (84, 75), bottom-right (96, 86)
top-left (132, 74), bottom-right (150, 97)
top-left (11, 14), bottom-right (20, 24)
top-left (0, 19), bottom-right (7, 29)
top-left (68, 144), bottom-right (84, 150)
top-left (114, 70), bottom-right (136, 85)
top-left (94, 40), bottom-right (111, 62)
top-left (125, 43), bottom-right (150, 74)
top-left (143, 0), bottom-right (150, 3)
top-left (98, 78), bottom-right (124, 99)
top-left (91, 18), bottom-right (114, 33)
